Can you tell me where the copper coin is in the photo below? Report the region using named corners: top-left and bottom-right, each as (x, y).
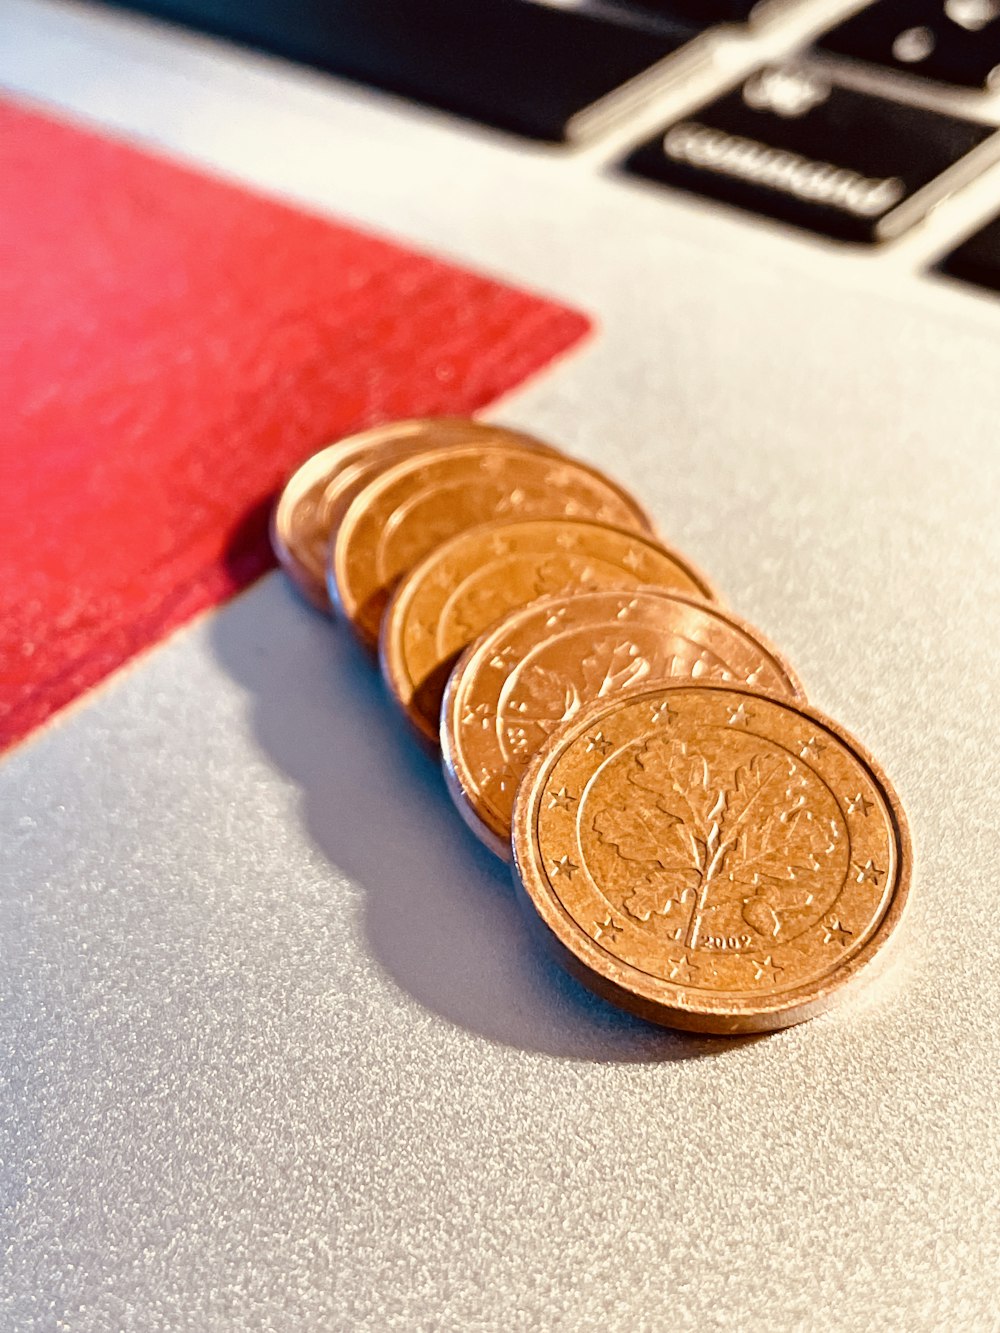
top-left (270, 418), bottom-right (558, 609)
top-left (329, 446), bottom-right (658, 650)
top-left (380, 518), bottom-right (718, 747)
top-left (511, 682), bottom-right (911, 1034)
top-left (315, 431), bottom-right (562, 575)
top-left (442, 588), bottom-right (804, 858)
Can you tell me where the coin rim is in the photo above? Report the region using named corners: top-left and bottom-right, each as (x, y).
top-left (271, 418), bottom-right (559, 610)
top-left (380, 518), bottom-right (721, 747)
top-left (317, 431), bottom-right (563, 594)
top-left (510, 681), bottom-right (912, 1035)
top-left (442, 588), bottom-right (806, 859)
top-left (330, 447), bottom-right (661, 649)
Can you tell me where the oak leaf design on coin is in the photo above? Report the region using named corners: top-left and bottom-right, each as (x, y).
top-left (593, 735), bottom-right (839, 947)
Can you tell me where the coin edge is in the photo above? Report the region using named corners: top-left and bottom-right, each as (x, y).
top-left (442, 588), bottom-right (807, 860)
top-left (383, 519), bottom-right (724, 749)
top-left (330, 446), bottom-right (663, 647)
top-left (510, 681), bottom-right (913, 1035)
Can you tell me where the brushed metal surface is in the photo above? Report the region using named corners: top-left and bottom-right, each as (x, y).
top-left (1, 1), bottom-right (999, 1328)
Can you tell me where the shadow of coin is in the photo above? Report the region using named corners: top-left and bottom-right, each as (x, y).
top-left (349, 586), bottom-right (392, 650)
top-left (407, 652), bottom-right (463, 747)
top-left (208, 563), bottom-right (763, 1062)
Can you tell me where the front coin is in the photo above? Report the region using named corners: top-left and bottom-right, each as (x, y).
top-left (443, 588), bottom-right (803, 858)
top-left (381, 519), bottom-right (718, 747)
top-left (511, 683), bottom-right (911, 1034)
top-left (329, 446), bottom-right (657, 649)
top-left (271, 417), bottom-right (556, 609)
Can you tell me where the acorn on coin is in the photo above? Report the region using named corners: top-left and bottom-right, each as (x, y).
top-left (328, 445), bottom-right (658, 650)
top-left (270, 417), bottom-right (559, 610)
top-left (379, 517), bottom-right (718, 748)
top-left (441, 587), bottom-right (804, 858)
top-left (511, 682), bottom-right (911, 1034)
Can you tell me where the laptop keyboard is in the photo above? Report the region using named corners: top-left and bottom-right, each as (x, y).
top-left (622, 69), bottom-right (993, 242)
top-left (101, 0), bottom-right (1000, 287)
top-left (818, 0), bottom-right (1000, 91)
top-left (939, 207), bottom-right (1000, 285)
top-left (102, 0), bottom-right (702, 141)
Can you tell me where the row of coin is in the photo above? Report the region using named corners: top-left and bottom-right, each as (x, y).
top-left (272, 418), bottom-right (911, 1035)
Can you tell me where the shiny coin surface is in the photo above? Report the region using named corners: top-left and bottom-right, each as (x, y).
top-left (442, 588), bottom-right (803, 858)
top-left (271, 418), bottom-right (557, 609)
top-left (512, 683), bottom-right (911, 1034)
top-left (314, 429), bottom-right (561, 579)
top-left (330, 446), bottom-right (658, 649)
top-left (381, 518), bottom-right (718, 747)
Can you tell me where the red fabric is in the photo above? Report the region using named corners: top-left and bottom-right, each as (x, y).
top-left (0, 99), bottom-right (589, 752)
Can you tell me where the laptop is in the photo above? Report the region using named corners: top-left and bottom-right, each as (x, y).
top-left (2, 1), bottom-right (997, 1328)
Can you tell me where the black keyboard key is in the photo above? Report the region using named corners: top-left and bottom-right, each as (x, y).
top-left (100, 0), bottom-right (693, 141)
top-left (818, 0), bottom-right (1000, 90)
top-left (939, 212), bottom-right (1000, 290)
top-left (621, 65), bottom-right (994, 241)
top-left (622, 0), bottom-right (762, 22)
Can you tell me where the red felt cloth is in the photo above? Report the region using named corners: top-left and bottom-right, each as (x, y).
top-left (0, 99), bottom-right (589, 752)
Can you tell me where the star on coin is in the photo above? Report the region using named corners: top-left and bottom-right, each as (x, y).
top-left (548, 787), bottom-right (578, 812)
top-left (554, 530), bottom-right (579, 550)
top-left (621, 546), bottom-right (644, 573)
top-left (462, 703), bottom-right (494, 729)
top-left (799, 735), bottom-right (828, 759)
top-left (451, 615), bottom-right (481, 641)
top-left (593, 913), bottom-right (624, 943)
top-left (846, 791), bottom-right (874, 817)
top-left (551, 854), bottom-right (579, 879)
top-left (479, 761), bottom-right (519, 795)
top-left (726, 702), bottom-right (752, 726)
top-left (823, 917), bottom-right (852, 946)
top-left (752, 955), bottom-right (784, 983)
top-left (852, 858), bottom-right (885, 887)
top-left (489, 650), bottom-right (515, 670)
top-left (495, 487), bottom-right (527, 514)
top-left (667, 955), bottom-right (697, 983)
top-left (649, 699), bottom-right (676, 725)
top-left (544, 466), bottom-right (576, 489)
top-left (585, 731), bottom-right (614, 756)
